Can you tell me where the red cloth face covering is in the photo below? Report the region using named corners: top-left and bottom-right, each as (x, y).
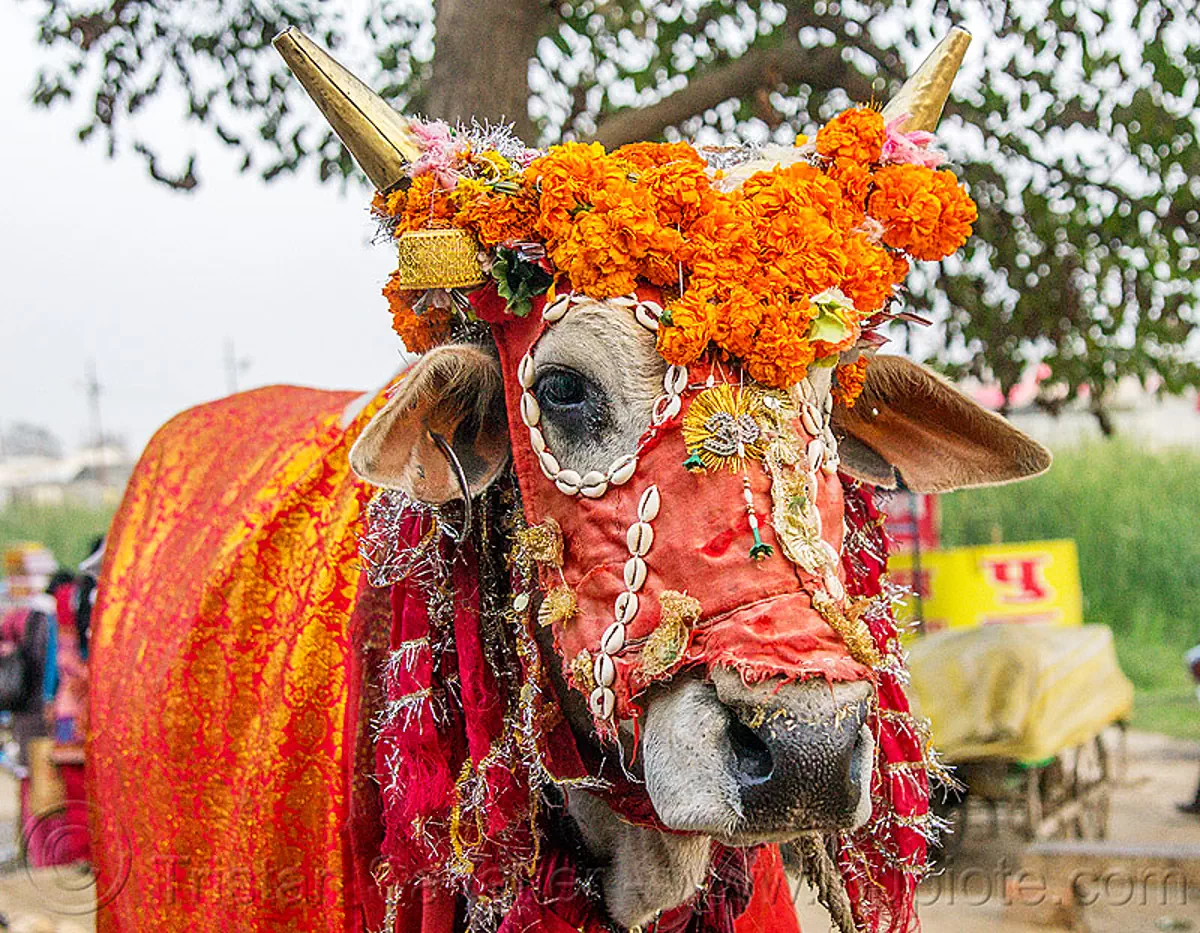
top-left (482, 285), bottom-right (871, 727)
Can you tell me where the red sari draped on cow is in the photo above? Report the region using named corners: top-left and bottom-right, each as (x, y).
top-left (88, 384), bottom-right (798, 933)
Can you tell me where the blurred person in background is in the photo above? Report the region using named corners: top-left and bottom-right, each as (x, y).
top-left (1180, 643), bottom-right (1200, 816)
top-left (0, 544), bottom-right (57, 763)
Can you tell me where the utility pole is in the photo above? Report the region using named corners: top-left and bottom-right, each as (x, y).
top-left (85, 359), bottom-right (105, 450)
top-left (224, 339), bottom-right (251, 395)
top-left (84, 358), bottom-right (108, 488)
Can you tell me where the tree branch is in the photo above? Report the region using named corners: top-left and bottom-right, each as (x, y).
top-left (590, 39), bottom-right (875, 148)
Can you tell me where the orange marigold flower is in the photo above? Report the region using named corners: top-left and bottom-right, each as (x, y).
top-left (709, 285), bottom-right (765, 360)
top-left (614, 141), bottom-right (705, 171)
top-left (549, 209), bottom-right (642, 298)
top-left (833, 356), bottom-right (870, 408)
top-left (455, 191), bottom-right (538, 247)
top-left (527, 142), bottom-right (628, 242)
top-left (384, 273), bottom-right (452, 353)
top-left (641, 160), bottom-right (718, 229)
top-left (657, 290), bottom-right (713, 366)
top-left (839, 234), bottom-right (896, 315)
top-left (868, 164), bottom-right (978, 261)
top-left (744, 298), bottom-right (817, 388)
top-left (743, 162), bottom-right (860, 231)
top-left (394, 175), bottom-right (456, 235)
top-left (828, 158), bottom-right (873, 216)
top-left (815, 107), bottom-right (886, 164)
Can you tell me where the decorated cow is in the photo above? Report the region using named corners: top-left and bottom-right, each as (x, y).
top-left (87, 27), bottom-right (1050, 933)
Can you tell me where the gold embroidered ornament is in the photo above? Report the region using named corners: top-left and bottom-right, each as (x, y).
top-left (681, 384), bottom-right (786, 473)
top-left (571, 649), bottom-right (597, 694)
top-left (641, 591), bottom-right (703, 677)
top-left (812, 591), bottom-right (882, 668)
top-left (516, 517), bottom-right (564, 567)
top-left (537, 586), bottom-right (577, 628)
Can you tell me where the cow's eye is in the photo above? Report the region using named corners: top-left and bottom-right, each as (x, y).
top-left (536, 367), bottom-right (589, 409)
top-left (533, 366), bottom-right (607, 437)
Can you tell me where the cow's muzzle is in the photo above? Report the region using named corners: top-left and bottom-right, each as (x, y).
top-left (641, 669), bottom-right (875, 843)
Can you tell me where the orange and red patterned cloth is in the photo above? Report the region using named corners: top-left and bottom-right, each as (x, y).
top-left (89, 384), bottom-right (801, 933)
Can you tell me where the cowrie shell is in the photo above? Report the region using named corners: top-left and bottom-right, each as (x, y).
top-left (555, 468), bottom-right (581, 496)
top-left (807, 438), bottom-right (825, 472)
top-left (601, 622), bottom-right (626, 655)
top-left (609, 295), bottom-right (638, 308)
top-left (624, 556), bottom-right (647, 592)
top-left (609, 454), bottom-right (638, 486)
top-left (820, 539), bottom-right (841, 567)
top-left (824, 571), bottom-right (846, 601)
top-left (801, 407), bottom-right (821, 436)
top-left (580, 471), bottom-right (608, 498)
top-left (538, 450), bottom-right (561, 477)
top-left (634, 303), bottom-right (660, 332)
top-left (654, 394), bottom-right (682, 423)
top-left (590, 686), bottom-right (615, 719)
top-left (594, 653), bottom-right (616, 688)
top-left (615, 591), bottom-right (639, 624)
top-left (637, 486), bottom-right (661, 522)
top-left (517, 354), bottom-right (536, 389)
top-left (626, 522), bottom-right (654, 556)
top-left (521, 392), bottom-right (541, 427)
top-left (528, 426), bottom-right (547, 454)
top-left (822, 456), bottom-right (839, 476)
top-left (665, 365), bottom-right (688, 395)
top-left (543, 296), bottom-right (570, 322)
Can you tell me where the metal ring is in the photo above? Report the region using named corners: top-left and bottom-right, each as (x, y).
top-left (429, 431), bottom-right (472, 538)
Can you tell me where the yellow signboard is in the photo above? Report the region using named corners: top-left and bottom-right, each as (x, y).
top-left (889, 539), bottom-right (1082, 631)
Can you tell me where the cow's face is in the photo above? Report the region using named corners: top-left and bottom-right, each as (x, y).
top-left (349, 296), bottom-right (1050, 856)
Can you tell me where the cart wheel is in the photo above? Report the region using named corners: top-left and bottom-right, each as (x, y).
top-left (1076, 734), bottom-right (1111, 840)
top-left (1024, 767), bottom-right (1043, 840)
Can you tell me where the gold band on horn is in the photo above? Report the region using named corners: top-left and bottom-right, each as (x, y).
top-left (273, 27), bottom-right (423, 192)
top-left (881, 27), bottom-right (972, 134)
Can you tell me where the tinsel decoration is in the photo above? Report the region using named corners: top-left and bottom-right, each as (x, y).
top-left (830, 479), bottom-right (953, 933)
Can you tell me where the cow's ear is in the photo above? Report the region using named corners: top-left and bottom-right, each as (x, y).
top-left (350, 345), bottom-right (511, 503)
top-left (831, 356), bottom-right (1051, 493)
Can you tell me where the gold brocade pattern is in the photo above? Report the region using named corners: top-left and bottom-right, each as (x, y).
top-left (89, 385), bottom-right (389, 931)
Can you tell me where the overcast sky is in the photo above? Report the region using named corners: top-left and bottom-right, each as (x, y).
top-left (0, 3), bottom-right (405, 455)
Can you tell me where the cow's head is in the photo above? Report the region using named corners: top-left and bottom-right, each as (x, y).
top-left (349, 319), bottom-right (1047, 834)
top-left (277, 26), bottom-right (1050, 931)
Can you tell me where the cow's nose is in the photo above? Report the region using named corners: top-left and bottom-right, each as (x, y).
top-left (715, 674), bottom-right (876, 837)
top-left (728, 718), bottom-right (774, 786)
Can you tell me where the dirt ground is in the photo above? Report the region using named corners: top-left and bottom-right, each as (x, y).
top-left (1, 730), bottom-right (1198, 932)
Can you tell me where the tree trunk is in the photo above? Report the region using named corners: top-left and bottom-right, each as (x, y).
top-left (426, 0), bottom-right (547, 143)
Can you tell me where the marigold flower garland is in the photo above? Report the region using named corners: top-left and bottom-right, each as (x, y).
top-left (374, 107), bottom-right (977, 390)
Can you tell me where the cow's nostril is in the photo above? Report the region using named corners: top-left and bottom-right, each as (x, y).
top-left (728, 719), bottom-right (773, 786)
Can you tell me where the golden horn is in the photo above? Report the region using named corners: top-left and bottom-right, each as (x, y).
top-left (273, 27), bottom-right (422, 192)
top-left (881, 27), bottom-right (972, 134)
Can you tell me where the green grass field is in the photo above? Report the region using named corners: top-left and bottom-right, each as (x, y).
top-left (0, 501), bottom-right (115, 571)
top-left (940, 441), bottom-right (1200, 741)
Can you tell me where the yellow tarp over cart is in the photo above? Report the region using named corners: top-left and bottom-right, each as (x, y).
top-left (907, 624), bottom-right (1134, 844)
